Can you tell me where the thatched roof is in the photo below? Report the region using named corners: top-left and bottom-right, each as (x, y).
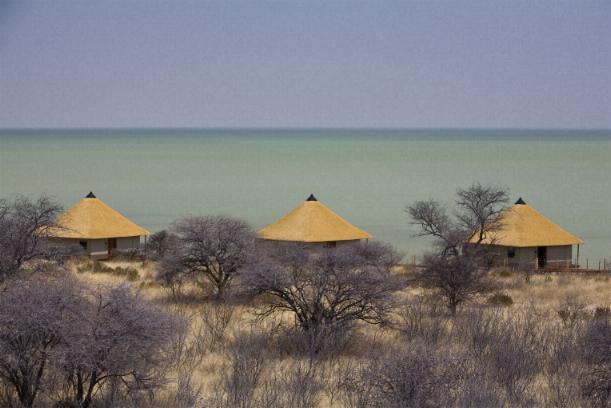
top-left (474, 198), bottom-right (583, 247)
top-left (258, 194), bottom-right (372, 243)
top-left (49, 193), bottom-right (150, 239)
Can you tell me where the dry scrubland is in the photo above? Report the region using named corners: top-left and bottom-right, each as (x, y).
top-left (2, 190), bottom-right (609, 407)
top-left (68, 259), bottom-right (610, 408)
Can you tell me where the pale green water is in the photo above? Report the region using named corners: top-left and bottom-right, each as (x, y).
top-left (1, 129), bottom-right (609, 262)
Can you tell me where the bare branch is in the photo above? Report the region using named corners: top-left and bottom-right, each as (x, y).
top-left (242, 242), bottom-right (401, 332)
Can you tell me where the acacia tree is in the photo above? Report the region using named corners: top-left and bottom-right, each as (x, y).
top-left (0, 278), bottom-right (84, 408)
top-left (147, 230), bottom-right (179, 260)
top-left (407, 183), bottom-right (509, 256)
top-left (242, 242), bottom-right (400, 332)
top-left (0, 278), bottom-right (182, 408)
top-left (418, 254), bottom-right (494, 314)
top-left (161, 215), bottom-right (256, 299)
top-left (407, 183), bottom-right (508, 313)
top-left (56, 285), bottom-right (182, 408)
top-left (0, 196), bottom-right (77, 282)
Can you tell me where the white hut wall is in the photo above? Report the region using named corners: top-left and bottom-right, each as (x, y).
top-left (255, 238), bottom-right (362, 253)
top-left (489, 245), bottom-right (536, 269)
top-left (116, 236), bottom-right (141, 252)
top-left (546, 245), bottom-right (573, 267)
top-left (88, 239), bottom-right (109, 259)
top-left (512, 247), bottom-right (537, 269)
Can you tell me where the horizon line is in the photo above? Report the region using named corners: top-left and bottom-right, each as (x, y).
top-left (1, 126), bottom-right (610, 132)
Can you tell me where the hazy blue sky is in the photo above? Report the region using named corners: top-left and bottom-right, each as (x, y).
top-left (1, 0), bottom-right (609, 128)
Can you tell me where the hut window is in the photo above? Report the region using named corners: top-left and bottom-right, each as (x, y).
top-left (507, 248), bottom-right (516, 258)
top-left (324, 241), bottom-right (337, 249)
top-left (79, 241), bottom-right (87, 249)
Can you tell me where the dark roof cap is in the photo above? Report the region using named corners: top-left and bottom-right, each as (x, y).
top-left (515, 197), bottom-right (526, 205)
top-left (306, 194), bottom-right (317, 202)
top-left (85, 192), bottom-right (96, 199)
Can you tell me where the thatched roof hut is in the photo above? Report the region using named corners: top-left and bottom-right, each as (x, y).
top-left (473, 198), bottom-right (583, 269)
top-left (49, 192), bottom-right (150, 258)
top-left (474, 198), bottom-right (583, 247)
top-left (258, 194), bottom-right (371, 245)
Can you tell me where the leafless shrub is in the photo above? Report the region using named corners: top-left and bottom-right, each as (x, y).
top-left (53, 285), bottom-right (184, 408)
top-left (543, 320), bottom-right (585, 408)
top-left (396, 295), bottom-right (448, 344)
top-left (162, 371), bottom-right (203, 408)
top-left (417, 253), bottom-right (495, 314)
top-left (486, 324), bottom-right (541, 404)
top-left (155, 249), bottom-right (191, 299)
top-left (256, 360), bottom-right (322, 408)
top-left (0, 278), bottom-right (84, 408)
top-left (166, 308), bottom-right (206, 373)
top-left (158, 306), bottom-right (207, 408)
top-left (557, 296), bottom-right (587, 328)
top-left (455, 307), bottom-right (504, 354)
top-left (275, 323), bottom-right (352, 362)
top-left (92, 377), bottom-right (157, 408)
top-left (340, 342), bottom-right (462, 408)
top-left (579, 317), bottom-right (611, 407)
top-left (407, 184), bottom-right (508, 313)
top-left (199, 302), bottom-right (235, 352)
top-left (0, 275), bottom-right (183, 408)
top-left (456, 376), bottom-right (505, 408)
top-left (147, 230), bottom-right (179, 260)
top-left (321, 358), bottom-right (357, 407)
top-left (407, 199), bottom-right (466, 257)
top-left (163, 305), bottom-right (220, 374)
top-left (407, 183), bottom-right (509, 256)
top-left (206, 329), bottom-right (269, 408)
top-left (204, 321), bottom-right (329, 408)
top-left (243, 241), bottom-right (400, 332)
top-left (486, 292), bottom-right (514, 307)
top-left (277, 361), bottom-right (322, 408)
top-left (457, 308), bottom-right (544, 404)
top-left (160, 215), bottom-right (256, 300)
top-left (177, 375), bottom-right (203, 408)
top-left (0, 195), bottom-right (83, 283)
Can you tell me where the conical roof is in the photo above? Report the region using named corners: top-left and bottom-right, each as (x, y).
top-left (474, 200), bottom-right (583, 247)
top-left (258, 195), bottom-right (372, 243)
top-left (49, 193), bottom-right (150, 239)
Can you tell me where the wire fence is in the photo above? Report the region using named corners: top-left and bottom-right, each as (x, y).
top-left (405, 255), bottom-right (611, 273)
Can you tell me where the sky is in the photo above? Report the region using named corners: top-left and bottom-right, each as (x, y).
top-left (0, 0), bottom-right (609, 129)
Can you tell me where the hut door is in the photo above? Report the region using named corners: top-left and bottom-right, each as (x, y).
top-left (537, 247), bottom-right (547, 268)
top-left (108, 238), bottom-right (117, 255)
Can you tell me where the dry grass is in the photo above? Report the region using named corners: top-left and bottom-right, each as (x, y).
top-left (499, 270), bottom-right (610, 311)
top-left (69, 259), bottom-right (611, 407)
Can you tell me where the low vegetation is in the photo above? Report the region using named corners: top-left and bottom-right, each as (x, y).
top-left (0, 192), bottom-right (609, 407)
top-left (242, 241), bottom-right (401, 332)
top-left (77, 259), bottom-right (140, 281)
top-left (157, 215), bottom-right (256, 299)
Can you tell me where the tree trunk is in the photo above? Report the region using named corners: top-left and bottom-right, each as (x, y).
top-left (81, 371), bottom-right (97, 408)
top-left (448, 301), bottom-right (457, 315)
